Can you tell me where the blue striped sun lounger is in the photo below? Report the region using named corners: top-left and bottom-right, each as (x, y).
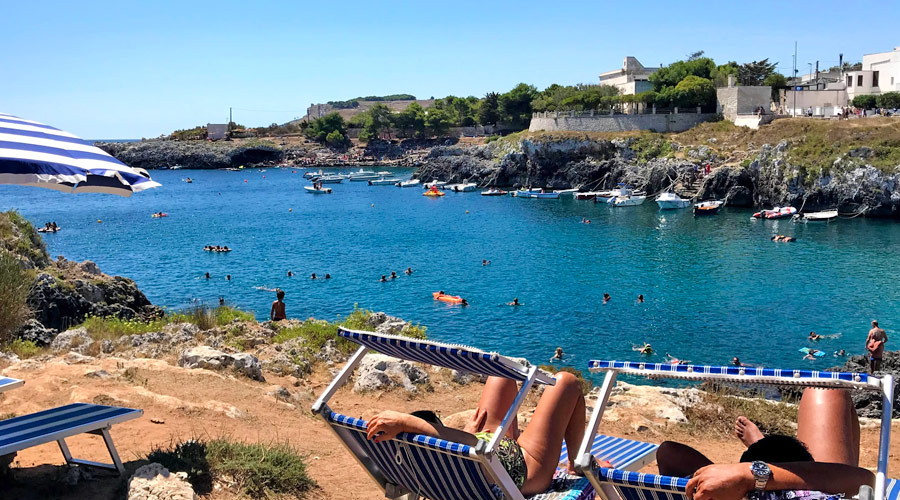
top-left (312, 329), bottom-right (659, 500)
top-left (0, 376), bottom-right (24, 394)
top-left (0, 402), bottom-right (143, 474)
top-left (579, 360), bottom-right (895, 500)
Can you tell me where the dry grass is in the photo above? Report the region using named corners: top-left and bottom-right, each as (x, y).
top-left (682, 389), bottom-right (798, 438)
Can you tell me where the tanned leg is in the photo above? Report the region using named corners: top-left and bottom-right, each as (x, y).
top-left (463, 376), bottom-right (521, 439)
top-left (656, 441), bottom-right (714, 477)
top-left (797, 388), bottom-right (860, 466)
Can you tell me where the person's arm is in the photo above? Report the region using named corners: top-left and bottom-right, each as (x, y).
top-left (366, 410), bottom-right (479, 446)
top-left (686, 462), bottom-right (875, 500)
top-left (270, 302), bottom-right (276, 320)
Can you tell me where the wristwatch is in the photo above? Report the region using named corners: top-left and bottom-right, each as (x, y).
top-left (750, 461), bottom-right (772, 490)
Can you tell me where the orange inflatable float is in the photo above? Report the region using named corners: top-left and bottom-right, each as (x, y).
top-left (433, 292), bottom-right (463, 304)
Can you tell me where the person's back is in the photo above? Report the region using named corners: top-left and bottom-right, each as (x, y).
top-left (866, 321), bottom-right (888, 372)
top-left (271, 290), bottom-right (286, 321)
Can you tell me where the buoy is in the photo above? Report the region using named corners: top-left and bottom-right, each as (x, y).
top-left (465, 210), bottom-right (470, 214)
top-left (244, 179), bottom-right (247, 183)
top-left (97, 220), bottom-right (102, 223)
top-left (289, 208), bottom-right (293, 212)
top-left (371, 203), bottom-right (375, 207)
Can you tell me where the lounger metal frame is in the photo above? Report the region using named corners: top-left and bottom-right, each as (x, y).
top-left (313, 328), bottom-right (556, 500)
top-left (0, 376), bottom-right (24, 394)
top-left (576, 360), bottom-right (894, 500)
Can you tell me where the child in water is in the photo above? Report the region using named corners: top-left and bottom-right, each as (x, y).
top-left (270, 289), bottom-right (286, 322)
top-left (550, 347), bottom-right (564, 362)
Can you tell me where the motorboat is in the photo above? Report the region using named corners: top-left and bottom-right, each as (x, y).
top-left (594, 184), bottom-right (640, 203)
top-left (376, 171), bottom-right (393, 176)
top-left (554, 189), bottom-right (578, 197)
top-left (610, 195), bottom-right (647, 207)
top-left (655, 192), bottom-right (691, 210)
top-left (793, 209), bottom-right (838, 222)
top-left (752, 206), bottom-right (797, 220)
top-left (693, 200), bottom-right (723, 216)
top-left (481, 188), bottom-right (509, 196)
top-left (447, 183), bottom-right (478, 192)
top-left (37, 226), bottom-right (61, 233)
top-left (396, 179), bottom-right (421, 187)
top-left (575, 192), bottom-right (601, 200)
top-left (368, 177), bottom-right (401, 186)
top-left (513, 189), bottom-right (560, 199)
top-left (316, 175), bottom-right (344, 184)
top-left (304, 186), bottom-right (332, 194)
top-left (303, 170), bottom-right (323, 179)
top-left (348, 169), bottom-right (380, 181)
top-left (423, 180), bottom-right (447, 189)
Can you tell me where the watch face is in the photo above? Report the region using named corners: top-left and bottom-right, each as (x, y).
top-left (751, 461), bottom-right (770, 476)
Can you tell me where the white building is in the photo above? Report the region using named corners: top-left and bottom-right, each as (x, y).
top-left (845, 46), bottom-right (900, 100)
top-left (598, 57), bottom-right (658, 95)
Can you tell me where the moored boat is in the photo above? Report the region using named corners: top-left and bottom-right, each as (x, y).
top-left (554, 188), bottom-right (578, 197)
top-left (693, 200), bottom-right (723, 216)
top-left (655, 192), bottom-right (691, 210)
top-left (610, 195), bottom-right (647, 207)
top-left (423, 180), bottom-right (447, 189)
top-left (480, 188), bottom-right (509, 196)
top-left (348, 169), bottom-right (379, 181)
top-left (396, 179), bottom-right (421, 187)
top-left (752, 206), bottom-right (797, 220)
top-left (304, 186), bottom-right (332, 194)
top-left (316, 175), bottom-right (344, 184)
top-left (575, 192), bottom-right (600, 200)
top-left (368, 177), bottom-right (401, 186)
top-left (794, 209), bottom-right (838, 222)
top-left (513, 189), bottom-right (560, 199)
top-left (447, 183), bottom-right (478, 192)
top-left (594, 184), bottom-right (640, 203)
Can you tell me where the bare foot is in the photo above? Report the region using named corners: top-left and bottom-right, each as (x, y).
top-left (734, 416), bottom-right (764, 447)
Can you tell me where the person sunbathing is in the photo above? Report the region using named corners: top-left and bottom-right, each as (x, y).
top-left (365, 372), bottom-right (587, 495)
top-left (656, 388), bottom-right (874, 500)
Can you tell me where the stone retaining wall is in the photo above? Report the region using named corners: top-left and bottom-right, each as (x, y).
top-left (528, 112), bottom-right (717, 133)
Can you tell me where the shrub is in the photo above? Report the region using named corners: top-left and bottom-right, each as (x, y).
top-left (485, 134), bottom-right (501, 143)
top-left (148, 438), bottom-right (315, 498)
top-left (851, 94), bottom-right (877, 109)
top-left (79, 315), bottom-right (169, 341)
top-left (628, 134), bottom-right (673, 163)
top-left (0, 252), bottom-right (35, 344)
top-left (3, 339), bottom-right (42, 358)
top-left (169, 305), bottom-right (254, 330)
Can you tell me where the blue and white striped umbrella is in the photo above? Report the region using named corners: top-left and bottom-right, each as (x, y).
top-left (0, 112), bottom-right (160, 197)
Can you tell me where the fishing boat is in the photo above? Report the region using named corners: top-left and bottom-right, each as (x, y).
top-left (513, 189), bottom-right (560, 199)
top-left (368, 177), bottom-right (401, 186)
top-left (348, 169), bottom-right (380, 181)
top-left (693, 200), bottom-right (723, 216)
top-left (316, 175), bottom-right (344, 184)
top-left (304, 186), bottom-right (332, 194)
top-left (594, 184), bottom-right (638, 203)
top-left (480, 188), bottom-right (508, 196)
top-left (423, 180), bottom-right (447, 189)
top-left (396, 179), bottom-right (421, 187)
top-left (752, 206), bottom-right (797, 220)
top-left (793, 209), bottom-right (838, 222)
top-left (447, 183), bottom-right (478, 192)
top-left (610, 195), bottom-right (647, 207)
top-left (554, 188), bottom-right (578, 197)
top-left (655, 192), bottom-right (691, 210)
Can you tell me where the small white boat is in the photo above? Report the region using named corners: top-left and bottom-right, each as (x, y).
top-left (554, 189), bottom-right (578, 197)
top-left (348, 169), bottom-right (379, 181)
top-left (752, 206), bottom-right (797, 220)
top-left (317, 175), bottom-right (344, 184)
top-left (481, 188), bottom-right (509, 196)
top-left (594, 184), bottom-right (638, 203)
top-left (368, 177), bottom-right (401, 186)
top-left (376, 171), bottom-right (393, 176)
top-left (303, 170), bottom-right (323, 179)
top-left (396, 179), bottom-right (421, 187)
top-left (655, 192), bottom-right (691, 210)
top-left (423, 180), bottom-right (447, 188)
top-left (513, 189), bottom-right (560, 199)
top-left (304, 186), bottom-right (332, 194)
top-left (794, 210), bottom-right (838, 222)
top-left (610, 195), bottom-right (647, 207)
top-left (693, 200), bottom-right (724, 216)
top-left (447, 183), bottom-right (478, 192)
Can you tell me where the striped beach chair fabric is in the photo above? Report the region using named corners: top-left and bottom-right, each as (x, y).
top-left (0, 376), bottom-right (24, 394)
top-left (582, 360), bottom-right (895, 500)
top-left (0, 403), bottom-right (142, 473)
top-left (313, 329), bottom-right (658, 500)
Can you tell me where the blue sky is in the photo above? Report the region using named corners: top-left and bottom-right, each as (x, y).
top-left (2, 0), bottom-right (897, 138)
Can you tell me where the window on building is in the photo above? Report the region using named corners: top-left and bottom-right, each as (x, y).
top-left (847, 76), bottom-right (853, 87)
top-left (858, 75), bottom-right (864, 86)
top-left (873, 71), bottom-right (879, 87)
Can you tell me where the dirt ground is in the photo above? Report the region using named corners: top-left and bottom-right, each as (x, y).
top-left (1, 356), bottom-right (897, 499)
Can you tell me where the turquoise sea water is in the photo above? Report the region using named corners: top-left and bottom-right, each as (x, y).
top-left (2, 168), bottom-right (898, 373)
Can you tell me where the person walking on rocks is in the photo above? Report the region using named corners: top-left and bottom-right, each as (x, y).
top-left (866, 320), bottom-right (888, 373)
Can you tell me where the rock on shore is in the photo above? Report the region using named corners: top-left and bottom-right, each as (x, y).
top-left (97, 140), bottom-right (285, 170)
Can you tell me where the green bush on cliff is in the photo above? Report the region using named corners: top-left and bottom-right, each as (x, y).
top-left (0, 252), bottom-right (34, 344)
top-left (148, 438), bottom-right (314, 498)
top-left (0, 210), bottom-right (49, 268)
top-left (80, 315), bottom-right (170, 341)
top-left (628, 134), bottom-right (674, 163)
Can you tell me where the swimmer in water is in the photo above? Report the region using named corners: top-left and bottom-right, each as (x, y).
top-left (205, 272), bottom-right (210, 280)
top-left (732, 356), bottom-right (744, 366)
top-left (460, 298), bottom-right (469, 306)
top-left (287, 270), bottom-right (293, 277)
top-left (405, 267), bottom-right (413, 275)
top-left (637, 294), bottom-right (644, 303)
top-left (380, 275), bottom-right (388, 282)
top-left (803, 349), bottom-right (822, 360)
top-left (390, 271), bottom-right (398, 279)
top-left (665, 353), bottom-right (687, 365)
top-left (550, 347), bottom-right (564, 362)
top-left (482, 259), bottom-right (491, 266)
top-left (603, 293), bottom-right (611, 304)
top-left (507, 297), bottom-right (521, 306)
top-left (311, 273), bottom-right (317, 280)
top-left (808, 331), bottom-right (822, 341)
top-left (632, 343), bottom-right (653, 355)
top-left (325, 273), bottom-right (331, 279)
top-left (226, 274), bottom-right (231, 281)
top-left (218, 297), bottom-right (225, 306)
top-left (834, 349), bottom-right (847, 357)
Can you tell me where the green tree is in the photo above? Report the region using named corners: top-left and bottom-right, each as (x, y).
top-left (499, 83), bottom-right (538, 129)
top-left (325, 129), bottom-right (346, 147)
top-left (0, 252), bottom-right (33, 343)
top-left (672, 76), bottom-right (716, 108)
top-left (851, 95), bottom-right (877, 109)
top-left (650, 57), bottom-right (716, 91)
top-left (424, 108), bottom-right (451, 137)
top-left (763, 72), bottom-right (788, 101)
top-left (304, 113), bottom-right (348, 145)
top-left (738, 59), bottom-right (778, 86)
top-left (712, 62), bottom-right (739, 87)
top-left (360, 103), bottom-right (393, 142)
top-left (477, 92), bottom-right (501, 125)
top-left (875, 92), bottom-right (900, 109)
top-left (394, 103), bottom-right (426, 138)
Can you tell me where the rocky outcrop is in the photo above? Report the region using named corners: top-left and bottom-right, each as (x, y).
top-left (353, 353), bottom-right (430, 393)
top-left (830, 351), bottom-right (900, 418)
top-left (97, 140), bottom-right (284, 170)
top-left (178, 346), bottom-right (264, 382)
top-left (126, 463), bottom-right (197, 500)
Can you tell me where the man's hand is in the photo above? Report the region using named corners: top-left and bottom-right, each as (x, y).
top-left (366, 411), bottom-right (409, 443)
top-left (686, 463), bottom-right (755, 500)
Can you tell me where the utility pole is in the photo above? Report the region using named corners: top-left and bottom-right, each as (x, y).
top-left (229, 107), bottom-right (233, 129)
top-left (792, 41), bottom-right (797, 117)
top-left (815, 61), bottom-right (819, 89)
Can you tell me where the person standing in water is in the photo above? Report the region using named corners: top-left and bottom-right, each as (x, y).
top-left (866, 320), bottom-right (888, 373)
top-left (270, 289), bottom-right (287, 322)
